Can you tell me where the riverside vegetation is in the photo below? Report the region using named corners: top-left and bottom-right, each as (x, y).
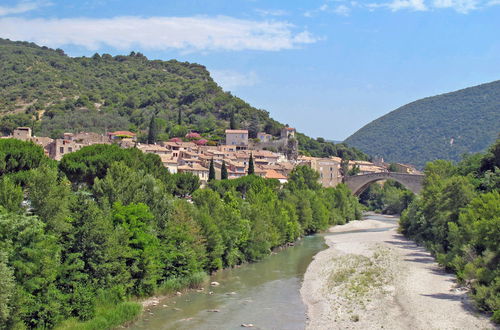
top-left (399, 137), bottom-right (500, 323)
top-left (0, 139), bottom-right (362, 329)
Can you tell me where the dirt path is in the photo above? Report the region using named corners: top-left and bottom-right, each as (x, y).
top-left (300, 215), bottom-right (496, 330)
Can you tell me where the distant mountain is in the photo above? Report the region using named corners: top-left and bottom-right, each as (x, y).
top-left (345, 81), bottom-right (500, 168)
top-left (0, 38), bottom-right (367, 160)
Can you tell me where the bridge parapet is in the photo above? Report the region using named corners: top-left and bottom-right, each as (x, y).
top-left (345, 172), bottom-right (424, 196)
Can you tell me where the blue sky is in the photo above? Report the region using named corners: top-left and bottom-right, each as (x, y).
top-left (1, 0), bottom-right (499, 140)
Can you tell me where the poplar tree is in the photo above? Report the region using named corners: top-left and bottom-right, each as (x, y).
top-left (208, 158), bottom-right (216, 181)
top-left (221, 160), bottom-right (228, 180)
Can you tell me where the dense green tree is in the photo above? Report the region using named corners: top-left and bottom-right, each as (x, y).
top-left (112, 202), bottom-right (161, 296)
top-left (59, 144), bottom-right (169, 185)
top-left (0, 251), bottom-right (15, 328)
top-left (173, 172), bottom-right (200, 197)
top-left (0, 177), bottom-right (23, 213)
top-left (0, 139), bottom-right (46, 178)
top-left (26, 165), bottom-right (73, 234)
top-left (286, 165), bottom-right (322, 191)
top-left (0, 211), bottom-right (62, 328)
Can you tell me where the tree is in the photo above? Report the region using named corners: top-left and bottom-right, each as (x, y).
top-left (147, 115), bottom-right (157, 144)
top-left (177, 108), bottom-right (182, 125)
top-left (340, 157), bottom-right (350, 182)
top-left (286, 165), bottom-right (322, 191)
top-left (0, 251), bottom-right (15, 327)
top-left (0, 177), bottom-right (23, 213)
top-left (174, 172), bottom-right (200, 197)
top-left (388, 163), bottom-right (398, 172)
top-left (208, 158), bottom-right (216, 181)
top-left (248, 153), bottom-right (255, 175)
top-left (0, 139), bottom-right (47, 177)
top-left (248, 116), bottom-right (259, 138)
top-left (348, 164), bottom-right (360, 176)
top-left (59, 144), bottom-right (168, 185)
top-left (221, 160), bottom-right (228, 180)
top-left (27, 165), bottom-right (73, 235)
top-left (230, 112), bottom-right (237, 130)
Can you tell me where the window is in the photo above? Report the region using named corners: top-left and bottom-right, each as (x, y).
top-left (68, 147), bottom-right (73, 152)
top-left (60, 147), bottom-right (64, 154)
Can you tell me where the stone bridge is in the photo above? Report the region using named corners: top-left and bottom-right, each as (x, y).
top-left (345, 172), bottom-right (425, 196)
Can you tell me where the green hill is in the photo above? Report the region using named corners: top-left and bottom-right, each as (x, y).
top-left (0, 38), bottom-right (366, 160)
top-left (345, 81), bottom-right (500, 168)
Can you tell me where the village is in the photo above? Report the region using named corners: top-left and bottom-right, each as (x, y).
top-left (4, 126), bottom-right (419, 187)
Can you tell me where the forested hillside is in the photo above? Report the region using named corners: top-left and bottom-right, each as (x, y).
top-left (345, 81), bottom-right (500, 167)
top-left (0, 38), bottom-right (366, 160)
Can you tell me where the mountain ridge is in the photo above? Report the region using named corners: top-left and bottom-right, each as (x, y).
top-left (344, 80), bottom-right (500, 167)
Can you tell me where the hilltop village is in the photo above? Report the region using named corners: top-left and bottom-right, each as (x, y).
top-left (4, 126), bottom-right (418, 187)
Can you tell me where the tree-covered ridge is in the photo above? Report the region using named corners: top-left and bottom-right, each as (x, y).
top-left (345, 81), bottom-right (500, 168)
top-left (0, 140), bottom-right (362, 329)
top-left (0, 38), bottom-right (367, 160)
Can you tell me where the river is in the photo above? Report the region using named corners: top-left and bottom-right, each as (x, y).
top-left (129, 232), bottom-right (327, 329)
top-left (129, 213), bottom-right (494, 330)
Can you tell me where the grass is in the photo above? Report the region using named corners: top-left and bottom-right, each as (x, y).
top-left (56, 272), bottom-right (208, 330)
top-left (327, 246), bottom-right (393, 302)
top-left (155, 271), bottom-right (208, 295)
top-left (56, 301), bottom-right (142, 330)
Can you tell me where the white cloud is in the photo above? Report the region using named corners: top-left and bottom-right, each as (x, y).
top-left (433, 0), bottom-right (479, 12)
top-left (0, 16), bottom-right (318, 52)
top-left (210, 70), bottom-right (260, 90)
top-left (387, 0), bottom-right (428, 11)
top-left (255, 8), bottom-right (289, 16)
top-left (0, 1), bottom-right (50, 16)
top-left (305, 3), bottom-right (352, 16)
top-left (334, 4), bottom-right (352, 15)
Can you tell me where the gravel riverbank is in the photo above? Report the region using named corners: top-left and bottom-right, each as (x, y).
top-left (300, 215), bottom-right (496, 330)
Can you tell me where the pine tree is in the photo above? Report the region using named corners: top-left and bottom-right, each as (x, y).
top-left (147, 115), bottom-right (157, 144)
top-left (221, 160), bottom-right (228, 180)
top-left (248, 153), bottom-right (255, 175)
top-left (208, 158), bottom-right (216, 181)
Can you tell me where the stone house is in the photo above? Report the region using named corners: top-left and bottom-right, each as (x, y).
top-left (225, 129), bottom-right (248, 149)
top-left (257, 132), bottom-right (273, 143)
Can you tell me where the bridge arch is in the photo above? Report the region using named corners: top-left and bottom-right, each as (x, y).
top-left (344, 172), bottom-right (424, 196)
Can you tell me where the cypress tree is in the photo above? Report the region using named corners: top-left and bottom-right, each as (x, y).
top-left (147, 115), bottom-right (157, 144)
top-left (230, 113), bottom-right (237, 130)
top-left (221, 160), bottom-right (228, 180)
top-left (208, 158), bottom-right (216, 181)
top-left (177, 108), bottom-right (182, 125)
top-left (248, 153), bottom-right (255, 175)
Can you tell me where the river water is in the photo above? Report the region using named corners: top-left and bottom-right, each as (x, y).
top-left (129, 214), bottom-right (395, 330)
